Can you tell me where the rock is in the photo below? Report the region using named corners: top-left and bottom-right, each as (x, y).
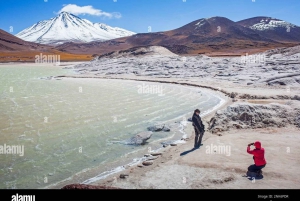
top-left (125, 131), bottom-right (153, 145)
top-left (268, 77), bottom-right (298, 86)
top-left (147, 124), bottom-right (170, 132)
top-left (137, 164), bottom-right (144, 168)
top-left (144, 154), bottom-right (152, 157)
top-left (107, 178), bottom-right (116, 183)
top-left (142, 161), bottom-right (153, 166)
top-left (151, 152), bottom-right (162, 156)
top-left (120, 174), bottom-right (129, 179)
top-left (262, 119), bottom-right (272, 124)
top-left (211, 127), bottom-right (224, 134)
top-left (170, 143), bottom-right (177, 146)
top-left (230, 92), bottom-right (238, 99)
top-left (163, 144), bottom-right (169, 148)
top-left (146, 156), bottom-right (159, 160)
top-left (208, 117), bottom-right (217, 130)
top-left (239, 113), bottom-right (253, 122)
top-left (209, 103), bottom-right (297, 132)
top-left (292, 95), bottom-right (300, 101)
top-left (162, 127), bottom-right (170, 132)
top-left (294, 115), bottom-right (300, 128)
top-left (233, 124), bottom-right (243, 129)
top-left (147, 125), bottom-right (163, 132)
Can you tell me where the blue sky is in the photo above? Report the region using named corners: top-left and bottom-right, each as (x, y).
top-left (0, 0), bottom-right (299, 34)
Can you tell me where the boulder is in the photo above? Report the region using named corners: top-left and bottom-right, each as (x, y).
top-left (119, 174), bottom-right (129, 179)
top-left (147, 124), bottom-right (170, 132)
top-left (125, 131), bottom-right (153, 145)
top-left (151, 152), bottom-right (162, 156)
top-left (146, 156), bottom-right (159, 161)
top-left (292, 95), bottom-right (300, 101)
top-left (142, 161), bottom-right (153, 166)
top-left (230, 92), bottom-right (238, 98)
top-left (162, 126), bottom-right (170, 132)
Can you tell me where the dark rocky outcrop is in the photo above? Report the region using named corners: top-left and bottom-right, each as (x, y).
top-left (208, 103), bottom-right (300, 133)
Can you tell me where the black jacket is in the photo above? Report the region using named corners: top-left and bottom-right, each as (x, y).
top-left (192, 113), bottom-right (205, 133)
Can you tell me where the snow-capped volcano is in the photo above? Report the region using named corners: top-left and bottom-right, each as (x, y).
top-left (15, 12), bottom-right (136, 45)
top-left (249, 18), bottom-right (296, 31)
top-left (237, 17), bottom-right (298, 31)
top-left (237, 17), bottom-right (300, 42)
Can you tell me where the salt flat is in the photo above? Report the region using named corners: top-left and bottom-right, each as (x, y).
top-left (68, 45), bottom-right (300, 189)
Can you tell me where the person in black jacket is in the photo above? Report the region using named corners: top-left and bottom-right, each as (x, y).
top-left (192, 109), bottom-right (205, 148)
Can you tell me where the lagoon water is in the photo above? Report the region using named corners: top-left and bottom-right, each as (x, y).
top-left (0, 65), bottom-right (224, 189)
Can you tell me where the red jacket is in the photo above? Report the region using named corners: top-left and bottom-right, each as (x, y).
top-left (247, 141), bottom-right (267, 166)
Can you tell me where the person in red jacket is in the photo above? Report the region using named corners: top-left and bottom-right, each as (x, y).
top-left (247, 141), bottom-right (267, 175)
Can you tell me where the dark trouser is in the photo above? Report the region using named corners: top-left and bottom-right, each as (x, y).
top-left (194, 128), bottom-right (204, 148)
top-left (248, 164), bottom-right (266, 172)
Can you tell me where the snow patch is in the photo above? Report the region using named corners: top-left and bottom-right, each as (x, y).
top-left (250, 19), bottom-right (297, 31)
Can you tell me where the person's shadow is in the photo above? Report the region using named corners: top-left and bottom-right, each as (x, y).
top-left (244, 165), bottom-right (265, 180)
top-left (180, 145), bottom-right (202, 156)
top-left (245, 174), bottom-right (264, 180)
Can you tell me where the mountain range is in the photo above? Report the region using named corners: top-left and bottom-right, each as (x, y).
top-left (15, 12), bottom-right (135, 45)
top-left (56, 16), bottom-right (300, 56)
top-left (1, 16), bottom-right (300, 61)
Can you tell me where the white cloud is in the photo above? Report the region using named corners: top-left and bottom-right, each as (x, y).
top-left (58, 4), bottom-right (122, 19)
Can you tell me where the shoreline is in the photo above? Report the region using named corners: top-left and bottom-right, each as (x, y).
top-left (86, 85), bottom-right (231, 189)
top-left (55, 74), bottom-right (299, 189)
top-left (79, 85), bottom-right (229, 186)
top-left (54, 74), bottom-right (300, 101)
top-left (44, 76), bottom-right (230, 189)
